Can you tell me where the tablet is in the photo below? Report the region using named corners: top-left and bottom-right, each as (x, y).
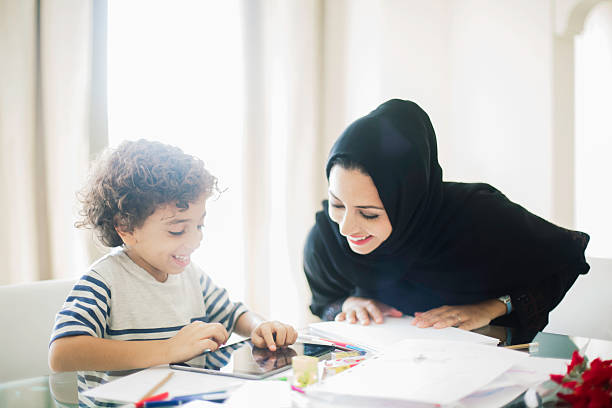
top-left (170, 340), bottom-right (335, 380)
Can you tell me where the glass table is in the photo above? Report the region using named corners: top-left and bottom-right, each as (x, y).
top-left (0, 371), bottom-right (76, 408)
top-left (2, 328), bottom-right (611, 408)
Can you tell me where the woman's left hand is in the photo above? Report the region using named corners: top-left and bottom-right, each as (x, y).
top-left (410, 299), bottom-right (506, 331)
top-left (250, 321), bottom-right (298, 351)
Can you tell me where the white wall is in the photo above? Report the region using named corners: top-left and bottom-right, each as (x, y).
top-left (574, 1), bottom-right (612, 258)
top-left (323, 0), bottom-right (556, 221)
top-left (322, 0), bottom-right (450, 177)
top-left (446, 1), bottom-right (554, 219)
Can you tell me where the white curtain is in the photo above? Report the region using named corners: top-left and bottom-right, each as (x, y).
top-left (241, 0), bottom-right (328, 327)
top-left (0, 0), bottom-right (107, 284)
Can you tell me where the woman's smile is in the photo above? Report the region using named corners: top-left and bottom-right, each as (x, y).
top-left (347, 235), bottom-right (374, 246)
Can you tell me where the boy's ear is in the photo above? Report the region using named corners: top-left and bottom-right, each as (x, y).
top-left (115, 225), bottom-right (136, 246)
top-left (114, 216), bottom-right (136, 246)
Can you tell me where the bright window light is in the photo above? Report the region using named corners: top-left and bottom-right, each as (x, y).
top-left (107, 0), bottom-right (246, 299)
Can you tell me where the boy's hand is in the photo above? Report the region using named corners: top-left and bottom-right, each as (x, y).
top-left (167, 321), bottom-right (228, 363)
top-left (250, 321), bottom-right (298, 352)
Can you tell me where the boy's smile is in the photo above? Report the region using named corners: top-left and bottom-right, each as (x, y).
top-left (117, 194), bottom-right (208, 282)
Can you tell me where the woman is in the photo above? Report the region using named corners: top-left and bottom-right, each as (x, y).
top-left (304, 99), bottom-right (589, 331)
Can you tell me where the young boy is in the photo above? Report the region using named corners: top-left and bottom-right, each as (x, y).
top-left (48, 139), bottom-right (297, 399)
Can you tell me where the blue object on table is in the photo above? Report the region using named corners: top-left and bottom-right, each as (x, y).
top-left (344, 344), bottom-right (368, 353)
top-left (143, 389), bottom-right (230, 406)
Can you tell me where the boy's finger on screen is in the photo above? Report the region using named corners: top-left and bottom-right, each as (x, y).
top-left (261, 327), bottom-right (276, 351)
top-left (273, 325), bottom-right (287, 346)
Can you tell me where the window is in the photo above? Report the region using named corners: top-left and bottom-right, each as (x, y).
top-left (108, 0), bottom-right (246, 299)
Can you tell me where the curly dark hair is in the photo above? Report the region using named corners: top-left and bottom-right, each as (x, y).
top-left (77, 139), bottom-right (217, 247)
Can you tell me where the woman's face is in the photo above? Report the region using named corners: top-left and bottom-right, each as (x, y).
top-left (328, 165), bottom-right (392, 255)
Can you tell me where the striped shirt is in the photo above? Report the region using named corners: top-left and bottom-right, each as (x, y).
top-left (50, 247), bottom-right (248, 407)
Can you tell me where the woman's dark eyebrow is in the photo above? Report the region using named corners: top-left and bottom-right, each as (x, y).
top-left (328, 190), bottom-right (384, 210)
top-left (356, 205), bottom-right (384, 210)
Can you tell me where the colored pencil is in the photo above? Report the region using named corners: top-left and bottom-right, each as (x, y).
top-left (137, 372), bottom-right (174, 402)
top-left (317, 337), bottom-right (368, 353)
top-left (504, 342), bottom-right (539, 350)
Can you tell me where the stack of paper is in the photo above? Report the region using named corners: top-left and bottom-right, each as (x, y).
top-left (308, 339), bottom-right (528, 406)
top-left (309, 316), bottom-right (499, 352)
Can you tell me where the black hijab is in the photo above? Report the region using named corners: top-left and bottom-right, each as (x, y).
top-left (306, 99), bottom-right (589, 315)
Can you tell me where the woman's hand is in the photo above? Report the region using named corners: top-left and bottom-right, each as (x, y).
top-left (336, 296), bottom-right (403, 325)
top-left (411, 299), bottom-right (507, 331)
top-left (167, 321), bottom-right (228, 363)
top-left (251, 321), bottom-right (298, 352)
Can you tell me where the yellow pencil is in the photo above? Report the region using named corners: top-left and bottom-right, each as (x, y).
top-left (503, 342), bottom-right (539, 350)
top-left (138, 371), bottom-right (174, 401)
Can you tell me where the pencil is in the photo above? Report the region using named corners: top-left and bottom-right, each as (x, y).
top-left (503, 342), bottom-right (539, 350)
top-left (138, 372), bottom-right (174, 401)
top-left (317, 337), bottom-right (368, 353)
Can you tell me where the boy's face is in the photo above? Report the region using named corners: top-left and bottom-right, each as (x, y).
top-left (117, 195), bottom-right (208, 282)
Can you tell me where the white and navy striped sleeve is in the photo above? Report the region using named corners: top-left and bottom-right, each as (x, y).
top-left (50, 271), bottom-right (111, 345)
top-left (199, 273), bottom-right (248, 333)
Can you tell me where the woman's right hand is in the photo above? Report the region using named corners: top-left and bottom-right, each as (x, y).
top-left (336, 296), bottom-right (403, 325)
top-left (167, 321), bottom-right (228, 363)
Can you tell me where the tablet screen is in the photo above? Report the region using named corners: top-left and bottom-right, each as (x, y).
top-left (170, 340), bottom-right (334, 380)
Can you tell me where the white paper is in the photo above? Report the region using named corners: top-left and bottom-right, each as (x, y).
top-left (309, 316), bottom-right (499, 352)
top-left (447, 356), bottom-right (569, 407)
top-left (456, 385), bottom-right (528, 408)
top-left (308, 339), bottom-right (527, 406)
top-left (83, 365), bottom-right (244, 403)
top-left (477, 356), bottom-right (569, 391)
top-left (222, 381), bottom-right (292, 408)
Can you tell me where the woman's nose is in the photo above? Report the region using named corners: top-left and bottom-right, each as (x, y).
top-left (339, 211), bottom-right (358, 236)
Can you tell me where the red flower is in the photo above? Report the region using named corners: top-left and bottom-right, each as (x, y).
top-left (550, 351), bottom-right (612, 408)
top-left (551, 374), bottom-right (565, 384)
top-left (586, 388), bottom-right (612, 407)
top-left (581, 358), bottom-right (612, 388)
top-left (558, 391), bottom-right (588, 407)
top-left (562, 381), bottom-right (579, 389)
top-left (567, 350), bottom-right (586, 374)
